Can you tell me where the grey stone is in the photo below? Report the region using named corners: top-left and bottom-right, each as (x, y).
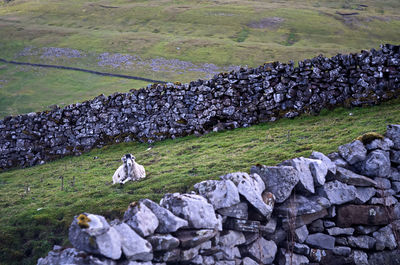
top-left (250, 165), bottom-right (299, 203)
top-left (146, 234), bottom-right (179, 251)
top-left (68, 213), bottom-right (122, 260)
top-left (347, 235), bottom-right (376, 249)
top-left (180, 244), bottom-right (201, 261)
top-left (374, 177), bottom-right (391, 189)
top-left (123, 201), bottom-right (159, 237)
top-left (327, 227), bottom-right (355, 236)
top-left (295, 225), bottom-right (309, 243)
top-left (278, 248), bottom-right (309, 265)
top-left (264, 228), bottom-right (287, 246)
top-left (174, 229), bottom-right (217, 248)
top-left (308, 219), bottom-right (324, 233)
top-left (320, 180), bottom-right (356, 205)
top-left (224, 218), bottom-right (260, 233)
top-left (37, 247), bottom-right (117, 265)
top-left (282, 208), bottom-right (328, 229)
top-left (392, 181), bottom-right (400, 193)
top-left (203, 255), bottom-right (215, 265)
top-left (361, 150), bottom-right (391, 178)
top-left (305, 233), bottom-right (335, 250)
top-left (323, 220), bottom-right (335, 228)
top-left (355, 225), bottom-right (379, 235)
top-left (280, 157), bottom-right (316, 194)
top-left (391, 150), bottom-right (400, 164)
top-left (119, 262), bottom-right (153, 265)
top-left (309, 159), bottom-right (328, 186)
top-left (153, 249), bottom-right (180, 263)
top-left (113, 222), bottom-right (153, 261)
top-left (215, 261), bottom-right (235, 265)
top-left (338, 140), bottom-right (367, 165)
top-left (310, 151), bottom-right (337, 175)
top-left (354, 187), bottom-right (376, 204)
top-left (365, 138), bottom-right (394, 151)
top-left (160, 193), bottom-right (219, 229)
top-left (217, 202), bottom-right (248, 220)
top-left (282, 241), bottom-right (310, 256)
top-left (373, 225), bottom-right (397, 250)
top-left (243, 232), bottom-right (259, 245)
top-left (221, 172), bottom-right (273, 218)
top-left (242, 257), bottom-right (259, 265)
top-left (370, 196), bottom-right (398, 206)
top-left (276, 195), bottom-right (331, 217)
top-left (141, 198), bottom-right (188, 233)
top-left (215, 246), bottom-right (241, 260)
top-left (368, 249), bottom-right (400, 265)
top-left (260, 217), bottom-right (277, 234)
top-left (386, 124), bottom-right (400, 150)
top-left (332, 246), bottom-right (351, 257)
top-left (218, 230), bottom-right (245, 247)
top-left (194, 179), bottom-right (240, 210)
top-left (334, 167), bottom-right (377, 187)
top-left (246, 237), bottom-right (277, 264)
top-left (352, 250), bottom-right (369, 265)
top-left (389, 168), bottom-right (400, 181)
top-left (328, 152), bottom-right (349, 168)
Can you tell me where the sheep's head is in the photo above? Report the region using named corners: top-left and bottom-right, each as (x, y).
top-left (77, 214), bottom-right (91, 229)
top-left (122, 153), bottom-right (135, 167)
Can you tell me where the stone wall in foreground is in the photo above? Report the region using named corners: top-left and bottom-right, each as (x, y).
top-left (38, 124), bottom-right (400, 265)
top-left (1, 44), bottom-right (400, 170)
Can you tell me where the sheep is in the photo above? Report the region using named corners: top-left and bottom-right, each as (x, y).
top-left (112, 154), bottom-right (146, 185)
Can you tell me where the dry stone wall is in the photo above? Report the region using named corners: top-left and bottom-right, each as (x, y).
top-left (38, 124), bottom-right (400, 265)
top-left (1, 44), bottom-right (400, 170)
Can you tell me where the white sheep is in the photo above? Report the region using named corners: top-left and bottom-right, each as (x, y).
top-left (112, 154), bottom-right (146, 185)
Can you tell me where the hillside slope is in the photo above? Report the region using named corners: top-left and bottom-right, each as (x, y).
top-left (0, 98), bottom-right (399, 264)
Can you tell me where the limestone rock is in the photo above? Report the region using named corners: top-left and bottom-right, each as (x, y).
top-left (217, 202), bottom-right (248, 220)
top-left (218, 230), bottom-right (246, 247)
top-left (276, 195), bottom-right (331, 217)
top-left (141, 199), bottom-right (188, 233)
top-left (277, 248), bottom-right (309, 265)
top-left (320, 180), bottom-right (356, 205)
top-left (294, 225), bottom-right (309, 243)
top-left (224, 218), bottom-right (260, 233)
top-left (338, 140), bottom-right (367, 165)
top-left (365, 138), bottom-right (394, 151)
top-left (68, 213), bottom-right (122, 260)
top-left (354, 187), bottom-right (376, 204)
top-left (37, 247), bottom-right (117, 265)
top-left (174, 229), bottom-right (217, 248)
top-left (332, 246), bottom-right (351, 257)
top-left (250, 165), bottom-right (299, 203)
top-left (194, 179), bottom-right (240, 210)
top-left (386, 124), bottom-right (400, 150)
top-left (160, 193), bottom-right (219, 229)
top-left (280, 157), bottom-right (316, 194)
top-left (246, 237), bottom-right (277, 264)
top-left (360, 150), bottom-right (391, 178)
top-left (305, 233), bottom-right (335, 250)
top-left (242, 257), bottom-right (259, 265)
top-left (113, 222), bottom-right (153, 261)
top-left (368, 249), bottom-right (400, 265)
top-left (326, 227), bottom-right (355, 236)
top-left (310, 151), bottom-right (337, 175)
top-left (352, 250), bottom-right (369, 265)
top-left (391, 150), bottom-right (400, 164)
top-left (347, 235), bottom-right (376, 249)
top-left (372, 225), bottom-right (397, 250)
top-left (123, 201), bottom-right (159, 237)
top-left (221, 172), bottom-right (273, 219)
top-left (146, 234), bottom-right (179, 251)
top-left (334, 167), bottom-right (377, 187)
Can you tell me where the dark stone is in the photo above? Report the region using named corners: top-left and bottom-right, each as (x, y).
top-left (336, 204), bottom-right (390, 227)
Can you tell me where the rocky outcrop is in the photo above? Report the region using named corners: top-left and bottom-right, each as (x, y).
top-left (2, 44), bottom-right (400, 170)
top-left (38, 124), bottom-right (400, 265)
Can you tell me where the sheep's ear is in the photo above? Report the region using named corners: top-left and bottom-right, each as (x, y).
top-left (132, 155), bottom-right (136, 160)
top-left (121, 156), bottom-right (126, 162)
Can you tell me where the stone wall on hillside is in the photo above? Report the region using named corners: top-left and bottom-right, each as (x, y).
top-left (38, 124), bottom-right (400, 265)
top-left (1, 44), bottom-right (400, 170)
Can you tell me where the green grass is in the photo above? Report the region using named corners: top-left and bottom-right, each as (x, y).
top-left (1, 98), bottom-right (400, 264)
top-left (0, 0), bottom-right (400, 118)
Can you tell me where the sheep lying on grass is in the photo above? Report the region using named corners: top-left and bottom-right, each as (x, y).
top-left (112, 154), bottom-right (146, 185)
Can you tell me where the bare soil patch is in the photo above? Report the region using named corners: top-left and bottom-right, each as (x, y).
top-left (247, 17), bottom-right (284, 29)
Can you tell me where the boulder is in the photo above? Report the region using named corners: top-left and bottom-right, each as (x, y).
top-left (141, 199), bottom-right (188, 233)
top-left (218, 230), bottom-right (246, 247)
top-left (294, 225), bottom-right (309, 243)
top-left (372, 225), bottom-right (397, 250)
top-left (160, 193), bottom-right (219, 229)
top-left (194, 179), bottom-right (240, 210)
top-left (245, 237), bottom-right (277, 264)
top-left (280, 157), bottom-right (316, 194)
top-left (221, 172), bottom-right (273, 219)
top-left (37, 247), bottom-right (117, 265)
top-left (365, 138), bottom-right (394, 151)
top-left (319, 181), bottom-right (356, 205)
top-left (386, 124), bottom-right (400, 150)
top-left (113, 222), bottom-right (153, 261)
top-left (123, 201), bottom-right (159, 237)
top-left (334, 167), bottom-right (377, 187)
top-left (309, 159), bottom-right (329, 186)
top-left (250, 165), bottom-right (299, 203)
top-left (338, 140), bottom-right (367, 165)
top-left (347, 235), bottom-right (376, 249)
top-left (337, 205), bottom-right (390, 227)
top-left (305, 233), bottom-right (335, 249)
top-left (276, 195), bottom-right (331, 217)
top-left (360, 150), bottom-right (391, 178)
top-left (68, 213), bottom-right (122, 260)
top-left (354, 187), bottom-right (376, 204)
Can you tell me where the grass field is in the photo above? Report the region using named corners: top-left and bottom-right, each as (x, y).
top-left (1, 0), bottom-right (400, 118)
top-left (0, 98), bottom-right (400, 264)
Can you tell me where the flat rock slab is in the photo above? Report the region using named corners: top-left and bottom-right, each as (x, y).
top-left (354, 187), bottom-right (376, 204)
top-left (141, 198), bottom-right (188, 233)
top-left (174, 229), bottom-right (217, 249)
top-left (217, 202), bottom-right (248, 220)
top-left (160, 193), bottom-right (219, 229)
top-left (194, 179), bottom-right (240, 210)
top-left (310, 151), bottom-right (337, 175)
top-left (347, 235), bottom-right (376, 249)
top-left (224, 218), bottom-right (260, 233)
top-left (250, 165), bottom-right (299, 203)
top-left (146, 234), bottom-right (179, 251)
top-left (337, 204), bottom-right (390, 227)
top-left (278, 248), bottom-right (309, 265)
top-left (275, 195), bottom-right (331, 217)
top-left (123, 201), bottom-right (159, 237)
top-left (335, 167), bottom-right (377, 187)
top-left (305, 233), bottom-right (335, 250)
top-left (280, 157), bottom-right (316, 194)
top-left (320, 180), bottom-right (356, 205)
top-left (327, 227), bottom-right (355, 236)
